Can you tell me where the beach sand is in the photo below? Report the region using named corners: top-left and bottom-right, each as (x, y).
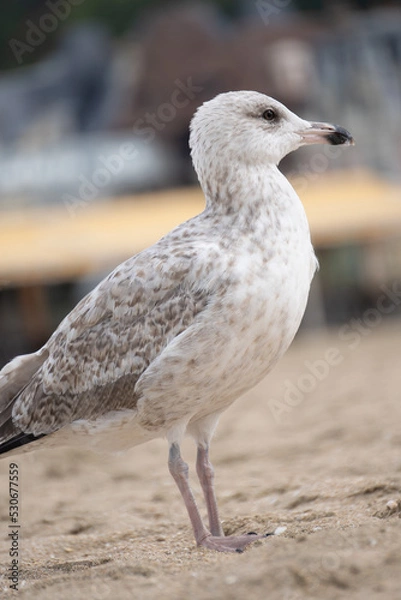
top-left (1, 321), bottom-right (400, 599)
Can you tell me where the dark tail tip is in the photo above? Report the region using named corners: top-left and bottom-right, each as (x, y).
top-left (0, 432), bottom-right (46, 456)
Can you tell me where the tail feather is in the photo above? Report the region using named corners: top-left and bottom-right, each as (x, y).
top-left (0, 429), bottom-right (46, 456)
top-left (0, 348), bottom-right (49, 450)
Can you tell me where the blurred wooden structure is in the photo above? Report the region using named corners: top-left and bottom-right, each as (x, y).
top-left (1, 169), bottom-right (400, 288)
top-left (0, 169), bottom-right (401, 348)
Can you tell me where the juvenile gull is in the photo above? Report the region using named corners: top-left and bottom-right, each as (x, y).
top-left (0, 91), bottom-right (353, 552)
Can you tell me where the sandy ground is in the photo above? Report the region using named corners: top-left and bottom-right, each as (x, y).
top-left (0, 320), bottom-right (400, 599)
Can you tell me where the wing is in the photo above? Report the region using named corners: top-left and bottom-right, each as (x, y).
top-left (0, 349), bottom-right (49, 430)
top-left (1, 230), bottom-right (213, 446)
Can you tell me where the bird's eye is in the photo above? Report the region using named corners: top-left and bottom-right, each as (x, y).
top-left (262, 108), bottom-right (276, 122)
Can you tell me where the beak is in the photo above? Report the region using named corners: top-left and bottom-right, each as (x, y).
top-left (299, 122), bottom-right (354, 146)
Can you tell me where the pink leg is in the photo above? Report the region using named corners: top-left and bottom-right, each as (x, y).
top-left (168, 442), bottom-right (209, 544)
top-left (196, 445), bottom-right (223, 536)
top-left (168, 443), bottom-right (270, 552)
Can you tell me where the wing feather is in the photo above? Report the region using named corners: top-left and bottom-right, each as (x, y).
top-left (5, 235), bottom-right (211, 440)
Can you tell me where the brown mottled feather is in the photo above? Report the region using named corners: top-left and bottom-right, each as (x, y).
top-left (9, 243), bottom-right (210, 436)
top-left (0, 91), bottom-right (323, 454)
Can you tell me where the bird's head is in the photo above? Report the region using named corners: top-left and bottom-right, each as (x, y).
top-left (189, 91), bottom-right (354, 186)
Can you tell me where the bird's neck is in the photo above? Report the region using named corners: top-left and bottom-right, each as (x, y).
top-left (199, 161), bottom-right (315, 280)
top-left (200, 163), bottom-right (306, 227)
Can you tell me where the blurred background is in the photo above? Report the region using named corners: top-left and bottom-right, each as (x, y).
top-left (0, 0), bottom-right (401, 366)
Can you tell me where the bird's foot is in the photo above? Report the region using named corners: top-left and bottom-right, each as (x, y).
top-left (198, 531), bottom-right (272, 553)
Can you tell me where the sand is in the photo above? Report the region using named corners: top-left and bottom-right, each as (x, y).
top-left (1, 321), bottom-right (400, 599)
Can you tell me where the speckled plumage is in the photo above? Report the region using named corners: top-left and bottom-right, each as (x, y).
top-left (0, 91), bottom-right (353, 551)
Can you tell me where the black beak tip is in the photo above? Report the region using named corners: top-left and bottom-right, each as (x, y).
top-left (327, 125), bottom-right (355, 146)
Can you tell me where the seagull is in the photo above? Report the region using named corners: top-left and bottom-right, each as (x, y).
top-left (0, 91), bottom-right (353, 552)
